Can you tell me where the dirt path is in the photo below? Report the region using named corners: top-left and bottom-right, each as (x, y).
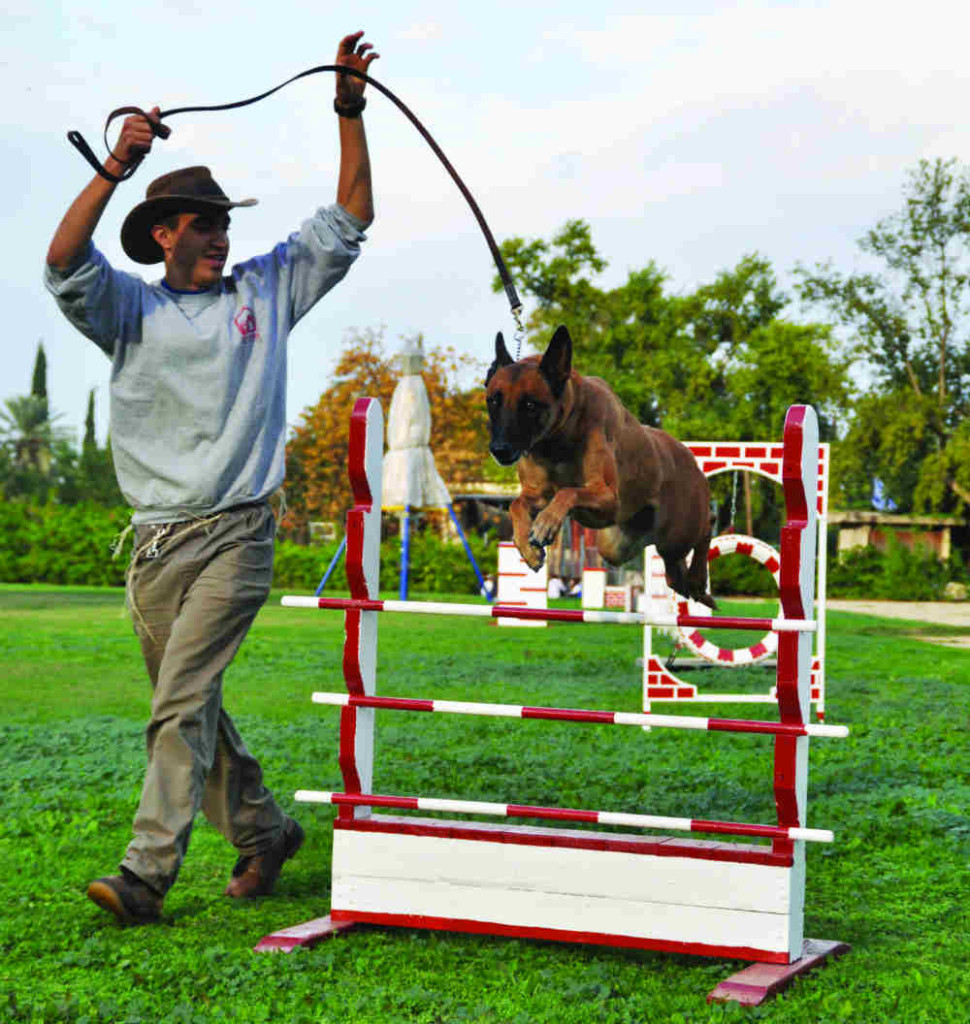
top-left (826, 600), bottom-right (970, 628)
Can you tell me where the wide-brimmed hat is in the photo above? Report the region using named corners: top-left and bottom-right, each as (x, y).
top-left (120, 166), bottom-right (258, 264)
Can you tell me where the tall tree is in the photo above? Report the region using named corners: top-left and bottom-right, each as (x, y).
top-left (284, 329), bottom-right (492, 532)
top-left (797, 157), bottom-right (970, 512)
top-left (76, 388), bottom-right (124, 505)
top-left (31, 342), bottom-right (48, 420)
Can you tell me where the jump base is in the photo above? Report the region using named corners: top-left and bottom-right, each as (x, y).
top-left (707, 938), bottom-right (850, 1005)
top-left (253, 914), bottom-right (355, 953)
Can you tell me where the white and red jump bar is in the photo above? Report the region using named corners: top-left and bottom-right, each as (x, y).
top-left (281, 595), bottom-right (816, 632)
top-left (311, 691), bottom-right (849, 739)
top-left (295, 789), bottom-right (835, 843)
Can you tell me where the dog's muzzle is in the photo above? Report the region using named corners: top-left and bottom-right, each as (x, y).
top-left (489, 442), bottom-right (523, 466)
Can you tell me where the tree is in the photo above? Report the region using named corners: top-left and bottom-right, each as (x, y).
top-left (0, 395), bottom-right (60, 475)
top-left (498, 222), bottom-right (851, 440)
top-left (77, 388), bottom-right (124, 505)
top-left (498, 223), bottom-right (853, 540)
top-left (497, 220), bottom-right (673, 424)
top-left (31, 341), bottom-right (48, 411)
top-left (797, 157), bottom-right (970, 512)
top-left (0, 395), bottom-right (76, 502)
top-left (284, 328), bottom-right (492, 534)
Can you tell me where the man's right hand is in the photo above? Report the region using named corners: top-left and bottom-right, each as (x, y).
top-left (113, 107), bottom-right (162, 165)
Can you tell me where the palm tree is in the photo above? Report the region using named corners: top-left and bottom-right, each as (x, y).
top-left (0, 395), bottom-right (69, 475)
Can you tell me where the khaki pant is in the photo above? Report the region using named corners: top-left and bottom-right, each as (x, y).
top-left (121, 502), bottom-right (285, 895)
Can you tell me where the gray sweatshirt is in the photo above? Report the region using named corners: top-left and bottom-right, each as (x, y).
top-left (45, 203), bottom-right (367, 524)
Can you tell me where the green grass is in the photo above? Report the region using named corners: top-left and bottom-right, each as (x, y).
top-left (0, 583), bottom-right (968, 1023)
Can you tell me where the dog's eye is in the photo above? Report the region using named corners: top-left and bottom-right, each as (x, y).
top-left (487, 394), bottom-right (501, 412)
top-left (523, 398), bottom-right (541, 414)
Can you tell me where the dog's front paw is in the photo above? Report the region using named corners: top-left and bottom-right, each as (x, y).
top-left (522, 539), bottom-right (546, 571)
top-left (530, 509), bottom-right (563, 549)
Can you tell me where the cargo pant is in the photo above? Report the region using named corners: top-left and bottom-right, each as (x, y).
top-left (121, 502), bottom-right (286, 896)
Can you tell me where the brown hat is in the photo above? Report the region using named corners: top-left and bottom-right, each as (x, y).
top-left (120, 166), bottom-right (258, 264)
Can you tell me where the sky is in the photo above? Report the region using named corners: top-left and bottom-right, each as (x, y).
top-left (3, 0), bottom-right (968, 445)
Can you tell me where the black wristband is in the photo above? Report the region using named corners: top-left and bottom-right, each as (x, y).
top-left (334, 96), bottom-right (366, 119)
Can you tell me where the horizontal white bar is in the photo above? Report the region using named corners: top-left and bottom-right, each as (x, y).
top-left (281, 595), bottom-right (816, 632)
top-left (295, 790), bottom-right (835, 842)
top-left (309, 693), bottom-right (848, 739)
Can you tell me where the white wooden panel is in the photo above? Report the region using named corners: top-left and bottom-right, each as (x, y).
top-left (332, 829), bottom-right (795, 954)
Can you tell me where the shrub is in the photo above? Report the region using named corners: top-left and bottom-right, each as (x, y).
top-left (828, 535), bottom-right (962, 600)
top-left (0, 502), bottom-right (130, 586)
top-left (273, 530), bottom-right (495, 595)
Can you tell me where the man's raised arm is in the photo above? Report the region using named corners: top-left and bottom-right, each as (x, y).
top-left (47, 107), bottom-right (162, 271)
top-left (333, 32), bottom-right (378, 226)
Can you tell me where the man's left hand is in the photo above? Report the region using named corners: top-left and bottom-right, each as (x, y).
top-left (335, 31), bottom-right (379, 103)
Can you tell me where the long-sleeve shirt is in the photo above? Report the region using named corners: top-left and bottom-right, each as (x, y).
top-left (45, 203), bottom-right (367, 524)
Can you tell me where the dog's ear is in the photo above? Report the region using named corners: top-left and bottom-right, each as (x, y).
top-left (484, 332), bottom-right (514, 386)
top-left (539, 325), bottom-right (572, 398)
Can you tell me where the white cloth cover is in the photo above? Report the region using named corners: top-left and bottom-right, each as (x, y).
top-left (382, 373), bottom-right (452, 510)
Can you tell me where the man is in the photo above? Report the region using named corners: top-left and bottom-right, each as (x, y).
top-left (44, 31), bottom-right (378, 925)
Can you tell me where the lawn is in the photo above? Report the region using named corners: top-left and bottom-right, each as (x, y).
top-left (0, 583), bottom-right (967, 1023)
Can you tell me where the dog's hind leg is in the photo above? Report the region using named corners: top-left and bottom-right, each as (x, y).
top-left (685, 533), bottom-right (716, 609)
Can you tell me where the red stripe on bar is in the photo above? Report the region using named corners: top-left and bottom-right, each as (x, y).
top-left (507, 804), bottom-right (600, 824)
top-left (708, 718), bottom-right (808, 737)
top-left (492, 606), bottom-right (584, 622)
top-left (331, 793), bottom-right (419, 811)
top-left (521, 707), bottom-right (616, 724)
top-left (691, 819), bottom-right (786, 840)
top-left (346, 695), bottom-right (435, 713)
top-left (319, 596), bottom-right (385, 612)
top-left (718, 648), bottom-right (736, 663)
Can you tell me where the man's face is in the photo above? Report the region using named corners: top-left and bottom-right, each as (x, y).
top-left (153, 210), bottom-right (231, 290)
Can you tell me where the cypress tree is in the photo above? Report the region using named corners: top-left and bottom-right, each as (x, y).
top-left (31, 341), bottom-right (48, 412)
top-left (83, 389), bottom-right (97, 458)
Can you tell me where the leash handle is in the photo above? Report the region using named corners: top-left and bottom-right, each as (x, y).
top-left (67, 106), bottom-right (171, 183)
top-left (66, 66), bottom-right (522, 318)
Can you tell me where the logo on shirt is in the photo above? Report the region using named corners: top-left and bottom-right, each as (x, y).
top-left (234, 307), bottom-right (260, 343)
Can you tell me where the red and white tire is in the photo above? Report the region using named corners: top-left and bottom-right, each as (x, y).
top-left (673, 534), bottom-right (782, 665)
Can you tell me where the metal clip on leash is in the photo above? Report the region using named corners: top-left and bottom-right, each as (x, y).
top-left (512, 303), bottom-right (526, 360)
top-left (66, 66), bottom-right (525, 334)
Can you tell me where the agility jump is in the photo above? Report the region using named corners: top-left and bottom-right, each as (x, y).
top-left (260, 397), bottom-right (849, 1006)
top-left (642, 438), bottom-right (831, 718)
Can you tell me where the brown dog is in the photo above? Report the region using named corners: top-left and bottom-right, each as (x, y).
top-left (485, 325), bottom-right (715, 607)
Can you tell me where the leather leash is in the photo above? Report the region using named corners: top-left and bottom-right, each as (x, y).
top-left (67, 65), bottom-right (524, 326)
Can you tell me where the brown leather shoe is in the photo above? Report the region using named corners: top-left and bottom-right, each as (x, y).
top-left (225, 817), bottom-right (304, 899)
top-left (87, 870), bottom-right (162, 925)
